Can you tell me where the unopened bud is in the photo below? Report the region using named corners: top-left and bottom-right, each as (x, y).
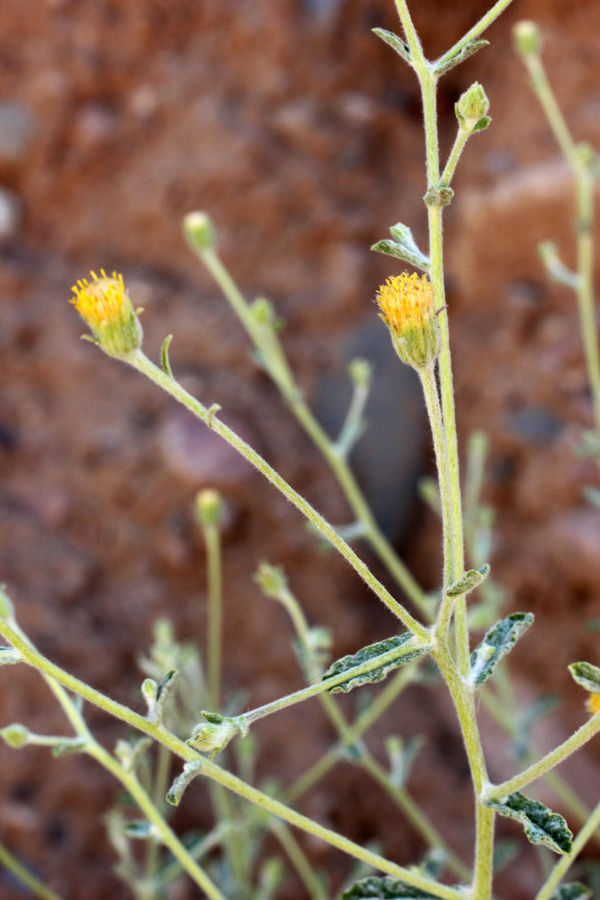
top-left (183, 212), bottom-right (217, 253)
top-left (1, 723), bottom-right (29, 748)
top-left (254, 562), bottom-right (287, 599)
top-left (456, 83), bottom-right (490, 134)
top-left (513, 21), bottom-right (542, 58)
top-left (348, 357), bottom-right (372, 390)
top-left (195, 489), bottom-right (224, 529)
top-left (187, 712), bottom-right (239, 756)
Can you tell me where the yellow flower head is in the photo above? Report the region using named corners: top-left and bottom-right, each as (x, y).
top-left (71, 270), bottom-right (142, 359)
top-left (586, 692), bottom-right (600, 716)
top-left (376, 272), bottom-right (440, 369)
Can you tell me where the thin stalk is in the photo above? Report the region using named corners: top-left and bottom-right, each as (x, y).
top-left (522, 52), bottom-right (600, 445)
top-left (270, 823), bottom-right (328, 900)
top-left (484, 707), bottom-right (600, 802)
top-left (434, 0), bottom-right (517, 74)
top-left (203, 520), bottom-right (222, 712)
top-left (129, 350), bottom-right (430, 640)
top-left (440, 128), bottom-right (472, 189)
top-left (419, 364), bottom-right (455, 630)
top-left (0, 615), bottom-right (462, 900)
top-left (0, 841), bottom-right (64, 900)
top-left (534, 794), bottom-right (600, 900)
top-left (198, 246), bottom-right (428, 615)
top-left (145, 742), bottom-right (172, 878)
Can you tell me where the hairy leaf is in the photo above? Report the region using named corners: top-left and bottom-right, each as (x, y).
top-left (548, 884), bottom-right (592, 900)
top-left (447, 564), bottom-right (490, 597)
top-left (568, 661), bottom-right (600, 694)
top-left (166, 760), bottom-right (202, 807)
top-left (485, 791), bottom-right (572, 855)
top-left (469, 613), bottom-right (534, 688)
top-left (342, 875), bottom-right (445, 899)
top-left (372, 29), bottom-right (411, 64)
top-left (323, 634), bottom-right (427, 694)
top-left (434, 40), bottom-right (489, 76)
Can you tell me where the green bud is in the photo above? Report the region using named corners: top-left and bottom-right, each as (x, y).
top-left (195, 489), bottom-right (224, 529)
top-left (254, 562), bottom-right (287, 599)
top-left (456, 83), bottom-right (490, 133)
top-left (1, 723), bottom-right (30, 748)
top-left (513, 21), bottom-right (542, 57)
top-left (183, 212), bottom-right (217, 253)
top-left (142, 678), bottom-right (158, 704)
top-left (186, 712), bottom-right (239, 756)
top-left (348, 357), bottom-right (372, 390)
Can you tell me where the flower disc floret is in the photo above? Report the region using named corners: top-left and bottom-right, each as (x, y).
top-left (376, 272), bottom-right (440, 369)
top-left (71, 270), bottom-right (142, 359)
top-left (586, 692), bottom-right (600, 716)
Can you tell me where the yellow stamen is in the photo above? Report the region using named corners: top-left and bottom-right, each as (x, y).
top-left (71, 270), bottom-right (128, 329)
top-left (586, 693), bottom-right (600, 716)
top-left (376, 272), bottom-right (435, 337)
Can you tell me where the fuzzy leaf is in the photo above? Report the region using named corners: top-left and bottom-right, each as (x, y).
top-left (371, 223), bottom-right (430, 273)
top-left (342, 875), bottom-right (444, 899)
top-left (434, 39), bottom-right (489, 76)
top-left (569, 661), bottom-right (600, 694)
top-left (122, 819), bottom-right (162, 842)
top-left (323, 634), bottom-right (427, 694)
top-left (469, 613), bottom-right (534, 688)
top-left (51, 737), bottom-right (88, 757)
top-left (485, 791), bottom-right (572, 855)
top-left (548, 885), bottom-right (592, 900)
top-left (372, 29), bottom-right (411, 64)
top-left (166, 760), bottom-right (202, 807)
top-left (0, 646), bottom-right (21, 665)
top-left (472, 116), bottom-right (492, 132)
top-left (447, 564), bottom-right (490, 597)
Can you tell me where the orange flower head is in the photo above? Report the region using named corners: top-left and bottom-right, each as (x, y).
top-left (71, 270), bottom-right (142, 359)
top-left (376, 272), bottom-right (440, 369)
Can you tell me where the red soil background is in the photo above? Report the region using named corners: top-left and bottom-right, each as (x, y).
top-left (1, 1), bottom-right (600, 898)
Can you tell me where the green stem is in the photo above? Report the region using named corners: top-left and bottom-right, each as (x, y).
top-left (0, 841), bottom-right (64, 900)
top-left (434, 0), bottom-right (517, 73)
top-left (198, 246), bottom-right (428, 615)
top-left (440, 128), bottom-right (472, 188)
top-left (534, 794), bottom-right (600, 900)
top-left (128, 351), bottom-right (430, 640)
top-left (270, 822), bottom-right (328, 900)
top-left (0, 615), bottom-right (460, 900)
top-left (483, 708), bottom-right (600, 803)
top-left (419, 364), bottom-right (455, 631)
top-left (146, 742), bottom-right (172, 879)
top-left (238, 638), bottom-right (430, 729)
top-left (204, 521), bottom-right (222, 712)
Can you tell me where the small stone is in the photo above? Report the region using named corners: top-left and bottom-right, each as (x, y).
top-left (507, 407), bottom-right (563, 444)
top-left (0, 188), bottom-right (22, 240)
top-left (0, 102), bottom-right (37, 162)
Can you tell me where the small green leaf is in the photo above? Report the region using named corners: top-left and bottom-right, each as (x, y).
top-left (160, 334), bottom-right (174, 377)
top-left (548, 884), bottom-right (592, 900)
top-left (122, 819), bottom-right (162, 842)
top-left (485, 791), bottom-right (572, 855)
top-left (115, 736), bottom-right (152, 772)
top-left (447, 564), bottom-right (490, 597)
top-left (372, 29), bottom-right (411, 64)
top-left (568, 661), bottom-right (600, 694)
top-left (51, 737), bottom-right (88, 757)
top-left (472, 116), bottom-right (492, 132)
top-left (166, 760), bottom-right (202, 807)
top-left (155, 669), bottom-right (178, 714)
top-left (371, 223), bottom-right (430, 273)
top-left (0, 646), bottom-right (21, 665)
top-left (342, 875), bottom-right (444, 899)
top-left (434, 39), bottom-right (489, 77)
top-left (323, 634), bottom-right (428, 694)
top-left (469, 612), bottom-right (534, 688)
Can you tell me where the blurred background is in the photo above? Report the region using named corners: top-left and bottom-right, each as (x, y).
top-left (1, 0), bottom-right (600, 897)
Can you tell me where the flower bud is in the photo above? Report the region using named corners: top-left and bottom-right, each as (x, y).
top-left (254, 562), bottom-right (287, 599)
top-left (183, 211), bottom-right (217, 253)
top-left (513, 21), bottom-right (542, 58)
top-left (376, 272), bottom-right (441, 370)
top-left (186, 712), bottom-right (239, 756)
top-left (195, 489), bottom-right (224, 529)
top-left (1, 723), bottom-right (29, 748)
top-left (456, 82), bottom-right (490, 134)
top-left (71, 271), bottom-right (142, 360)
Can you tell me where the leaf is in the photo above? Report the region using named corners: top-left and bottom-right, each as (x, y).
top-left (323, 634), bottom-right (428, 694)
top-left (472, 116), bottom-right (492, 132)
top-left (122, 819), bottom-right (162, 842)
top-left (0, 646), bottom-right (21, 665)
top-left (569, 661), bottom-right (600, 694)
top-left (468, 613), bottom-right (534, 688)
top-left (160, 334), bottom-right (174, 377)
top-left (166, 760), bottom-right (202, 807)
top-left (485, 791), bottom-right (572, 855)
top-left (447, 564), bottom-right (490, 597)
top-left (372, 29), bottom-right (411, 64)
top-left (434, 39), bottom-right (489, 76)
top-left (371, 223), bottom-right (430, 273)
top-left (342, 875), bottom-right (444, 899)
top-left (51, 737), bottom-right (88, 757)
top-left (548, 885), bottom-right (592, 900)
